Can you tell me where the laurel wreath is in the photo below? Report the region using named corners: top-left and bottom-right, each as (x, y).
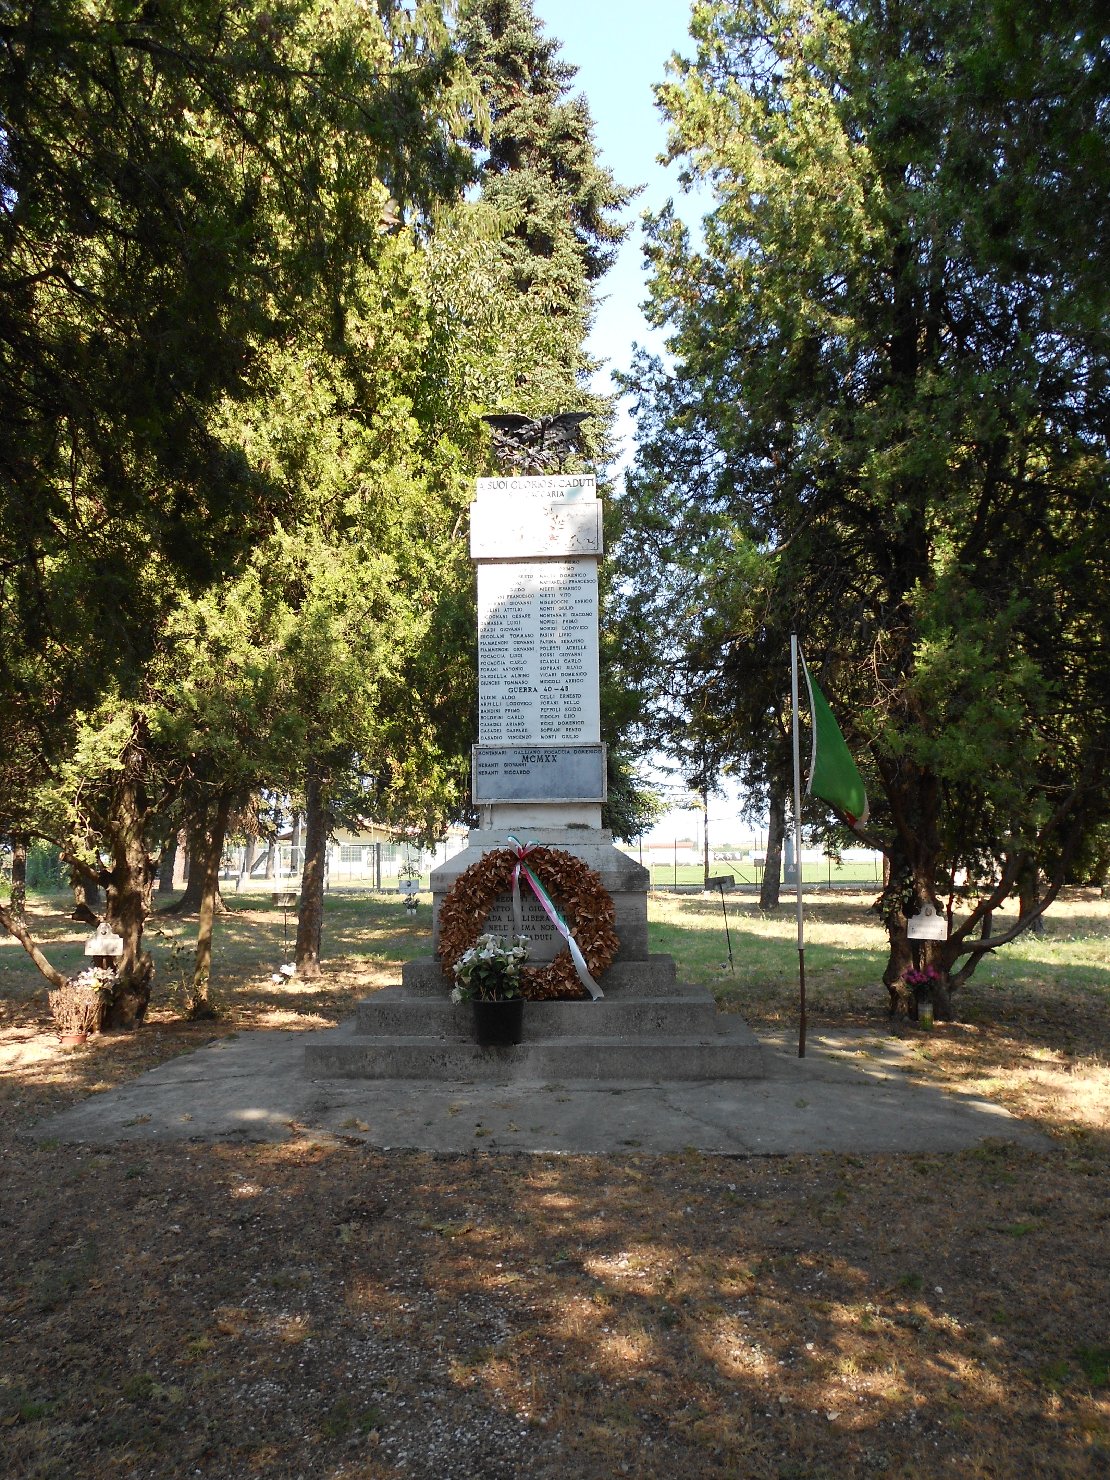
top-left (437, 846), bottom-right (619, 1001)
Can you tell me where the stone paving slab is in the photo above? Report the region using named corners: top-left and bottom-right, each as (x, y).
top-left (29, 1022), bottom-right (1051, 1156)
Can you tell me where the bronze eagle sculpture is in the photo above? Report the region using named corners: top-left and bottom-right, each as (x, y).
top-left (481, 411), bottom-right (592, 473)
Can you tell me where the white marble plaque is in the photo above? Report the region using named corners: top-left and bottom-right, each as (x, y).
top-left (480, 894), bottom-right (561, 957)
top-left (470, 498), bottom-right (602, 560)
top-left (478, 560), bottom-right (600, 745)
top-left (476, 475), bottom-right (596, 501)
top-left (472, 744), bottom-right (607, 803)
top-left (907, 904), bottom-right (948, 940)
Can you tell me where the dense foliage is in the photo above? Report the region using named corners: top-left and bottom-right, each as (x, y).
top-left (616, 0), bottom-right (1110, 1013)
top-left (0, 0), bottom-right (630, 1011)
top-left (458, 0), bottom-right (634, 419)
top-left (0, 0), bottom-right (472, 782)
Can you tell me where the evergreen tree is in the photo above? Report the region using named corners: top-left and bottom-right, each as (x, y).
top-left (619, 0), bottom-right (1110, 1015)
top-left (458, 0), bottom-right (634, 419)
top-left (0, 0), bottom-right (640, 1007)
top-left (0, 0), bottom-right (473, 802)
top-left (0, 0), bottom-right (477, 1014)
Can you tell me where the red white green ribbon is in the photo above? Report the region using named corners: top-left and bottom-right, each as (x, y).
top-left (508, 836), bottom-right (604, 1001)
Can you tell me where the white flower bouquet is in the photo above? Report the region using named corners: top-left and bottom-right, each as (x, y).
top-left (450, 933), bottom-right (530, 1002)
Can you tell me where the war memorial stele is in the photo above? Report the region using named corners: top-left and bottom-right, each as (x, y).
top-left (303, 456), bottom-right (764, 1081)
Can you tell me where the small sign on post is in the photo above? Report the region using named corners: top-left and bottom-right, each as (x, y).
top-left (84, 922), bottom-right (124, 959)
top-left (906, 903), bottom-right (948, 941)
top-left (398, 876), bottom-right (420, 913)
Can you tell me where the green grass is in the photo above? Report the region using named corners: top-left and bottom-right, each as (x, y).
top-left (0, 886), bottom-right (435, 1020)
top-left (645, 892), bottom-right (886, 1020)
top-left (642, 889), bottom-right (1110, 1027)
top-left (4, 882), bottom-right (1107, 1036)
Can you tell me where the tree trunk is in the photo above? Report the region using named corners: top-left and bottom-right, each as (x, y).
top-left (294, 769), bottom-right (331, 980)
top-left (103, 769), bottom-right (156, 1030)
top-left (69, 870), bottom-right (101, 926)
top-left (156, 831), bottom-right (183, 894)
top-left (1018, 864), bottom-right (1046, 936)
top-left (263, 838), bottom-right (277, 878)
top-left (191, 790), bottom-right (233, 1016)
top-left (760, 787), bottom-right (786, 911)
top-left (0, 902), bottom-right (68, 987)
top-left (9, 835), bottom-right (28, 919)
top-left (163, 814), bottom-right (226, 915)
top-left (236, 836), bottom-right (257, 892)
top-left (882, 912), bottom-right (957, 1021)
top-left (879, 786), bottom-right (956, 1021)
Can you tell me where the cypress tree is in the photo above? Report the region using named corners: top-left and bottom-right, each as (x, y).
top-left (459, 0), bottom-right (634, 411)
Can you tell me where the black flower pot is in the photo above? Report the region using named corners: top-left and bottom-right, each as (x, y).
top-left (472, 998), bottom-right (524, 1047)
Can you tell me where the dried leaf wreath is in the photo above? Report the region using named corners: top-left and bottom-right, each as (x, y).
top-left (437, 846), bottom-right (619, 1000)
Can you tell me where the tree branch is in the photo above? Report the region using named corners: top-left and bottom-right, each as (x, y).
top-left (0, 904), bottom-right (68, 989)
top-left (951, 872), bottom-right (1067, 958)
top-left (949, 852), bottom-right (1023, 944)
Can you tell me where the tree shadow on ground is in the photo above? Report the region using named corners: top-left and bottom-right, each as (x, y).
top-left (2, 1138), bottom-right (1105, 1478)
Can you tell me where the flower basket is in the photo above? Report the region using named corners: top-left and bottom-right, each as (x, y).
top-left (901, 965), bottom-right (939, 1027)
top-left (451, 934), bottom-right (529, 1044)
top-left (49, 967), bottom-right (114, 1039)
top-left (450, 933), bottom-right (529, 1003)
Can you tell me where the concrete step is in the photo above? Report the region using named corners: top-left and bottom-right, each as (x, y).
top-left (305, 953), bottom-right (764, 1084)
top-left (304, 1021), bottom-right (764, 1083)
top-left (353, 991), bottom-right (722, 1041)
top-left (400, 955), bottom-right (681, 997)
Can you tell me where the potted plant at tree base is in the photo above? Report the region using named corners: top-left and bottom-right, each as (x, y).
top-left (451, 934), bottom-right (530, 1046)
top-left (48, 966), bottom-right (115, 1047)
top-left (902, 965), bottom-right (940, 1028)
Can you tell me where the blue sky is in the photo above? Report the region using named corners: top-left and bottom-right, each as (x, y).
top-left (530, 3), bottom-right (752, 841)
top-left (533, 1), bottom-right (700, 445)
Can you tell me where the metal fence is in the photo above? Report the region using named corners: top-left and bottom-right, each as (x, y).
top-left (642, 852), bottom-right (885, 893)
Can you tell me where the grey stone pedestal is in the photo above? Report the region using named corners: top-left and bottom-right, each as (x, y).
top-left (302, 464), bottom-right (764, 1086)
top-left (303, 956), bottom-right (765, 1082)
top-left (303, 825), bottom-right (764, 1083)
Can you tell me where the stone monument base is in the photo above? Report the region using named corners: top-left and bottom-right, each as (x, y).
top-left (303, 823), bottom-right (763, 1084)
top-left (303, 957), bottom-right (765, 1082)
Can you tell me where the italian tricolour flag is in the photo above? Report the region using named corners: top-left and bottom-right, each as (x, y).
top-left (799, 651), bottom-right (869, 828)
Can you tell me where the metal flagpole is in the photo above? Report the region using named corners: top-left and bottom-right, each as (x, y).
top-left (790, 634), bottom-right (806, 1057)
